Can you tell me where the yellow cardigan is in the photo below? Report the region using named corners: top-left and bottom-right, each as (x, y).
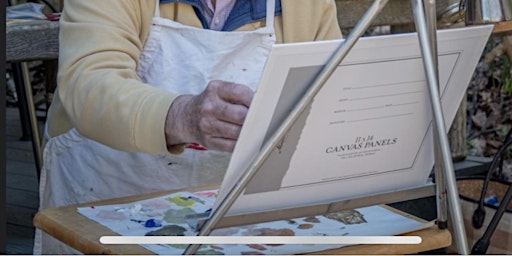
top-left (47, 0), bottom-right (342, 154)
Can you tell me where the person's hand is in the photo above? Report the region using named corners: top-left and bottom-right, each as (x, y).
top-left (165, 80), bottom-right (254, 152)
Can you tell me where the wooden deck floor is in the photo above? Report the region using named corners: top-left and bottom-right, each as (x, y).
top-left (6, 105), bottom-right (41, 254)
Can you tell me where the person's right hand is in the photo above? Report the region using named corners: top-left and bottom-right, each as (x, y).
top-left (165, 80), bottom-right (254, 152)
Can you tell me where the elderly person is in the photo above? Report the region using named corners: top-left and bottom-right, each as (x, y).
top-left (35, 0), bottom-right (342, 253)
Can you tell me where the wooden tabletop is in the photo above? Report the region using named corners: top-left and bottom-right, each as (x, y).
top-left (490, 21), bottom-right (512, 35)
top-left (33, 186), bottom-right (452, 255)
top-left (6, 19), bottom-right (59, 62)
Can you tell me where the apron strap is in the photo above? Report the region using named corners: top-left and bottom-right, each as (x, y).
top-left (265, 0), bottom-right (275, 32)
top-left (154, 0), bottom-right (161, 18)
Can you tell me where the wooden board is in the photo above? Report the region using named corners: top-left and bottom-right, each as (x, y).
top-left (492, 21), bottom-right (512, 35)
top-left (336, 0), bottom-right (414, 29)
top-left (6, 20), bottom-right (59, 62)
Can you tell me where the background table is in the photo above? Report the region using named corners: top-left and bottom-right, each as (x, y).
top-left (6, 19), bottom-right (59, 177)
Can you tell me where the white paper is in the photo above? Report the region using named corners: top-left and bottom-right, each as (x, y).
top-left (215, 26), bottom-right (493, 216)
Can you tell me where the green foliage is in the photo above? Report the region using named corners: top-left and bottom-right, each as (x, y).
top-left (503, 78), bottom-right (512, 95)
top-left (500, 54), bottom-right (512, 95)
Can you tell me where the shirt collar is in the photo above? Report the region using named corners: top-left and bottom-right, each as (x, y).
top-left (159, 0), bottom-right (282, 31)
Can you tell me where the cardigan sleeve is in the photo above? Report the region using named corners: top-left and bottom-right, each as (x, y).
top-left (55, 0), bottom-right (177, 154)
top-left (278, 0), bottom-right (342, 43)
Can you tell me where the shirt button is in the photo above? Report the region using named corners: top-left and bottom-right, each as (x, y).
top-left (214, 18), bottom-right (220, 26)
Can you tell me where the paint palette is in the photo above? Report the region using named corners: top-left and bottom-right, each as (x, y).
top-left (78, 190), bottom-right (428, 254)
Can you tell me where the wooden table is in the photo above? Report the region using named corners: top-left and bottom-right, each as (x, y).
top-left (6, 19), bottom-right (60, 177)
top-left (33, 185), bottom-right (451, 255)
top-left (6, 19), bottom-right (59, 62)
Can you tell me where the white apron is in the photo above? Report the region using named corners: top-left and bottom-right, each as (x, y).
top-left (34, 0), bottom-right (275, 254)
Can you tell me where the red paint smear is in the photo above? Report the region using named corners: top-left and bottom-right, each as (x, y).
top-left (264, 244), bottom-right (284, 247)
top-left (210, 245), bottom-right (224, 250)
top-left (194, 191), bottom-right (218, 198)
top-left (247, 244), bottom-right (267, 251)
top-left (186, 143), bottom-right (208, 151)
top-left (241, 251), bottom-right (265, 255)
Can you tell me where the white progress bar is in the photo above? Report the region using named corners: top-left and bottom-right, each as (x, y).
top-left (100, 236), bottom-right (422, 245)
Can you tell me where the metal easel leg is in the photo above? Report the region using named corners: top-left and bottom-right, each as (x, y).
top-left (420, 0), bottom-right (449, 231)
top-left (411, 0), bottom-right (469, 254)
top-left (182, 0), bottom-right (390, 254)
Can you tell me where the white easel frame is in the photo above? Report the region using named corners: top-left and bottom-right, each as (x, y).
top-left (184, 0), bottom-right (470, 254)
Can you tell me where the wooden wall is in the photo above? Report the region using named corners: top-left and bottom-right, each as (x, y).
top-left (335, 0), bottom-right (461, 28)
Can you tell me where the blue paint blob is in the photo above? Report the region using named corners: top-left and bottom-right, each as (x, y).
top-left (144, 218), bottom-right (163, 228)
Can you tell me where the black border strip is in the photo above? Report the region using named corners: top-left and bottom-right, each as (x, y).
top-left (1, 0), bottom-right (8, 253)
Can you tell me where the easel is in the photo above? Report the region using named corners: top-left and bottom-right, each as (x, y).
top-left (184, 0), bottom-right (470, 254)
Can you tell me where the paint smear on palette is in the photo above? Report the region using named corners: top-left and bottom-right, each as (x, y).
top-left (211, 226), bottom-right (240, 236)
top-left (324, 210), bottom-right (367, 225)
top-left (247, 244), bottom-right (267, 251)
top-left (242, 227), bottom-right (295, 236)
top-left (95, 210), bottom-right (127, 221)
top-left (113, 203), bottom-right (144, 216)
top-left (145, 225), bottom-right (186, 236)
top-left (303, 216), bottom-right (321, 223)
top-left (142, 199), bottom-right (172, 210)
top-left (241, 251), bottom-right (265, 255)
top-left (168, 244), bottom-right (188, 249)
top-left (167, 194), bottom-right (204, 207)
top-left (196, 249), bottom-right (224, 255)
top-left (163, 207), bottom-right (196, 224)
top-left (210, 245), bottom-right (224, 251)
top-left (194, 190), bottom-right (218, 198)
top-left (297, 224), bottom-right (314, 229)
top-left (257, 228), bottom-right (294, 247)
